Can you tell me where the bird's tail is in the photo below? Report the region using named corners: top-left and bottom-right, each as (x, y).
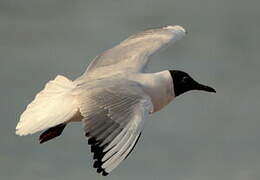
top-left (16, 75), bottom-right (79, 136)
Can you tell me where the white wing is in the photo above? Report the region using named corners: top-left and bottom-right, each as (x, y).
top-left (76, 80), bottom-right (153, 175)
top-left (84, 25), bottom-right (186, 75)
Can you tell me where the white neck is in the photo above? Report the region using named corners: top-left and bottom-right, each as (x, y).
top-left (130, 71), bottom-right (175, 112)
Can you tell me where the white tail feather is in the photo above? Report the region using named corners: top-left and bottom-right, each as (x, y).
top-left (16, 75), bottom-right (78, 136)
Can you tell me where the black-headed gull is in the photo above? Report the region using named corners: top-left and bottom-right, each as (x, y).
top-left (16, 25), bottom-right (215, 176)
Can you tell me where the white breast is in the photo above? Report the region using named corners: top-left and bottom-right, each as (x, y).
top-left (128, 71), bottom-right (175, 112)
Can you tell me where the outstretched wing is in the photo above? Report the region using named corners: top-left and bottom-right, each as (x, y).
top-left (85, 25), bottom-right (186, 74)
top-left (76, 80), bottom-right (153, 175)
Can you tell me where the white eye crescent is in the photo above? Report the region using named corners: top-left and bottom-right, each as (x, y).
top-left (182, 76), bottom-right (189, 83)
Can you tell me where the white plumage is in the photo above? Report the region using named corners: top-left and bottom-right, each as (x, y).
top-left (16, 75), bottom-right (78, 136)
top-left (16, 25), bottom-right (187, 175)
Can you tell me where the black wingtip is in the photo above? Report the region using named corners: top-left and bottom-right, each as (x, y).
top-left (85, 132), bottom-right (90, 137)
top-left (86, 132), bottom-right (109, 176)
top-left (102, 171), bottom-right (109, 176)
top-left (88, 137), bottom-right (97, 145)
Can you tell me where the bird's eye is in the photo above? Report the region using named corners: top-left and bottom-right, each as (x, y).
top-left (182, 76), bottom-right (189, 83)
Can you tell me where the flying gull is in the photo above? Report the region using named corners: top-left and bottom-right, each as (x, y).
top-left (16, 25), bottom-right (216, 176)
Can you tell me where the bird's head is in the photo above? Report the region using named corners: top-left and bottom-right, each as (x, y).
top-left (169, 70), bottom-right (216, 97)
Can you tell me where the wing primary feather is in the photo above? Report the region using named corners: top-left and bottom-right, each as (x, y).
top-left (96, 123), bottom-right (119, 141)
top-left (86, 134), bottom-right (110, 176)
top-left (99, 127), bottom-right (123, 147)
top-left (90, 121), bottom-right (114, 137)
top-left (124, 132), bottom-right (142, 160)
top-left (78, 80), bottom-right (153, 175)
top-left (82, 25), bottom-right (186, 74)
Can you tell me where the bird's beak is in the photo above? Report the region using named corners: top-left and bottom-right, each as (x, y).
top-left (195, 83), bottom-right (216, 93)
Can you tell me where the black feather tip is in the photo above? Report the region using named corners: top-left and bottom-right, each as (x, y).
top-left (86, 133), bottom-right (109, 176)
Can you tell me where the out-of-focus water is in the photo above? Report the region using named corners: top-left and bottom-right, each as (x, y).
top-left (1, 0), bottom-right (260, 179)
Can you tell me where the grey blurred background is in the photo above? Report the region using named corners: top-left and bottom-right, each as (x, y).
top-left (1, 0), bottom-right (260, 179)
